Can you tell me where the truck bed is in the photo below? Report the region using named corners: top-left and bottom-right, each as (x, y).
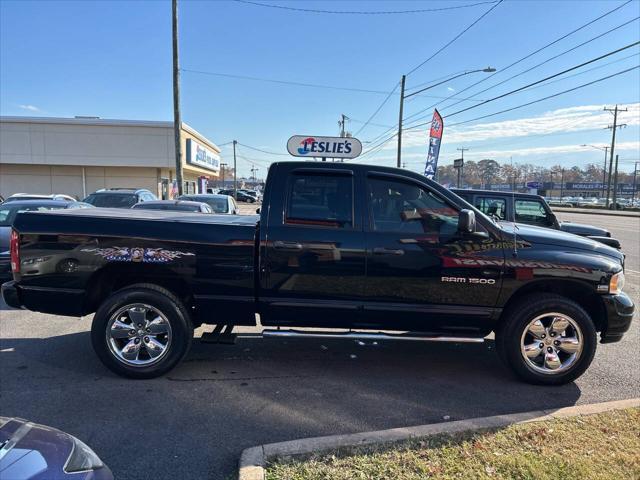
top-left (10, 209), bottom-right (260, 323)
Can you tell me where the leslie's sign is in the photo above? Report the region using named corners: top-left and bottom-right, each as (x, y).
top-left (287, 135), bottom-right (362, 159)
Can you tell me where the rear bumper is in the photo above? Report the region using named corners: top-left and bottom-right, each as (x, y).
top-left (0, 256), bottom-right (11, 283)
top-left (600, 292), bottom-right (635, 344)
top-left (2, 281), bottom-right (85, 316)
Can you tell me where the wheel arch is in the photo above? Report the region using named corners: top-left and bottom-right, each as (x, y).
top-left (498, 279), bottom-right (606, 332)
top-left (83, 263), bottom-right (195, 319)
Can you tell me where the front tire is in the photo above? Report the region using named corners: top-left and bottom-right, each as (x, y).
top-left (495, 294), bottom-right (597, 385)
top-left (91, 284), bottom-right (193, 379)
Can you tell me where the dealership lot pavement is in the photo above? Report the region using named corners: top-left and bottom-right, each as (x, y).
top-left (0, 212), bottom-right (638, 480)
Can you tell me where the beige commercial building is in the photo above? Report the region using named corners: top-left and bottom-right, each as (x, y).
top-left (0, 116), bottom-right (222, 200)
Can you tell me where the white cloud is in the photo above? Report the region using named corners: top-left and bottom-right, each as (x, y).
top-left (401, 102), bottom-right (640, 147)
top-left (470, 141), bottom-right (640, 160)
top-left (18, 104), bottom-right (41, 112)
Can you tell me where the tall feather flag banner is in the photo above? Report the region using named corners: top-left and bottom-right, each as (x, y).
top-left (424, 109), bottom-right (443, 180)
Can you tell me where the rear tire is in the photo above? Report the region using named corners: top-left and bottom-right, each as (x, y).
top-left (495, 294), bottom-right (597, 385)
top-left (91, 284), bottom-right (193, 379)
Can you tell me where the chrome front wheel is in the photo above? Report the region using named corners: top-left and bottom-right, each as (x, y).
top-left (106, 303), bottom-right (173, 367)
top-left (520, 313), bottom-right (583, 375)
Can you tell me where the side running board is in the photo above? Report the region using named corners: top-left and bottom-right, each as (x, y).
top-left (261, 329), bottom-right (484, 343)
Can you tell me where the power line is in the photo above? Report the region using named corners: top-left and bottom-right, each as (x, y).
top-left (353, 82), bottom-right (399, 136)
top-left (233, 0), bottom-right (500, 15)
top-left (181, 68), bottom-right (486, 101)
top-left (438, 15), bottom-right (640, 115)
top-left (402, 0), bottom-right (634, 122)
top-left (236, 142), bottom-right (289, 156)
top-left (406, 0), bottom-right (504, 76)
top-left (437, 65), bottom-right (639, 128)
top-left (442, 41), bottom-right (640, 119)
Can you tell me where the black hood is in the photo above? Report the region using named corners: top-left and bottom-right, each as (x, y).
top-left (559, 221), bottom-right (609, 237)
top-left (500, 223), bottom-right (624, 263)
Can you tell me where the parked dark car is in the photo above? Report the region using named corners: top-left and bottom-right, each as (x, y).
top-left (83, 188), bottom-right (157, 208)
top-left (0, 417), bottom-right (113, 479)
top-left (219, 189), bottom-right (256, 203)
top-left (2, 162), bottom-right (633, 385)
top-left (0, 200), bottom-right (93, 283)
top-left (177, 194), bottom-right (239, 214)
top-left (131, 200), bottom-right (213, 213)
top-left (451, 189), bottom-right (620, 249)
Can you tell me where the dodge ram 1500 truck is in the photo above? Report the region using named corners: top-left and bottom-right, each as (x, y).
top-left (2, 162), bottom-right (634, 384)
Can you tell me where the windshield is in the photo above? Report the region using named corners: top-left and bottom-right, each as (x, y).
top-left (0, 205), bottom-right (61, 226)
top-left (84, 193), bottom-right (137, 208)
top-left (180, 196), bottom-right (229, 213)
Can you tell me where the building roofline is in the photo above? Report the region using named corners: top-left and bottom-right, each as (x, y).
top-left (0, 115), bottom-right (173, 128)
top-left (0, 115), bottom-right (221, 153)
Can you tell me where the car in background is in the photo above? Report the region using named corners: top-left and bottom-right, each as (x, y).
top-left (577, 198), bottom-right (600, 207)
top-left (177, 194), bottom-right (239, 214)
top-left (0, 199), bottom-right (94, 282)
top-left (83, 188), bottom-right (157, 208)
top-left (2, 193), bottom-right (77, 203)
top-left (452, 188), bottom-right (620, 249)
top-left (0, 417), bottom-right (113, 479)
top-left (238, 189), bottom-right (261, 202)
top-left (219, 189), bottom-right (257, 203)
top-left (131, 200), bottom-right (213, 213)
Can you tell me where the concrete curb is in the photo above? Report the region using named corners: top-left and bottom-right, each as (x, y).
top-left (238, 397), bottom-right (640, 480)
top-left (552, 207), bottom-right (640, 217)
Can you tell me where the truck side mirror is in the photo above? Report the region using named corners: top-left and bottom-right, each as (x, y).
top-left (458, 209), bottom-right (476, 233)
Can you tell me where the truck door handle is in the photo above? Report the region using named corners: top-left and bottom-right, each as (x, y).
top-left (274, 240), bottom-right (303, 250)
top-left (481, 269), bottom-right (501, 278)
top-left (373, 247), bottom-right (404, 256)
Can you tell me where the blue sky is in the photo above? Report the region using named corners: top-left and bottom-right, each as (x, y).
top-left (1, 0), bottom-right (639, 178)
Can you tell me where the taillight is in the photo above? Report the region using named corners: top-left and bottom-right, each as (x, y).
top-left (10, 229), bottom-right (20, 273)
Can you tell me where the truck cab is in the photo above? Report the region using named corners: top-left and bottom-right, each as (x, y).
top-left (451, 188), bottom-right (620, 249)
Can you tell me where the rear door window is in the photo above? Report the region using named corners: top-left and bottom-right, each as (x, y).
top-left (286, 173), bottom-right (353, 228)
top-left (475, 197), bottom-right (507, 220)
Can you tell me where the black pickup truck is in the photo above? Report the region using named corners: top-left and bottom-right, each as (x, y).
top-left (2, 162), bottom-right (634, 385)
top-left (451, 189), bottom-right (620, 249)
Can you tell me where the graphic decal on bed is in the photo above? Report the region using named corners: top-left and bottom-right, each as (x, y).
top-left (81, 247), bottom-right (194, 263)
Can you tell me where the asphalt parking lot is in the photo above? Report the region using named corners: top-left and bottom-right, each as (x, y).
top-left (1, 211), bottom-right (638, 480)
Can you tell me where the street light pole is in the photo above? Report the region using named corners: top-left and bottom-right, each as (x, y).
top-left (220, 162), bottom-right (227, 188)
top-left (396, 75), bottom-right (406, 168)
top-left (581, 144), bottom-right (609, 198)
top-left (396, 67), bottom-right (495, 168)
top-left (233, 140), bottom-right (237, 201)
top-left (632, 161), bottom-right (638, 205)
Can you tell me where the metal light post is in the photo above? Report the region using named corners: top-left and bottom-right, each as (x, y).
top-left (397, 67), bottom-right (496, 168)
top-left (581, 144), bottom-right (609, 198)
top-left (220, 162), bottom-right (227, 188)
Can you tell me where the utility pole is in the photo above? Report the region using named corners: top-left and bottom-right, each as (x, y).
top-left (396, 74), bottom-right (406, 168)
top-left (601, 147), bottom-right (609, 198)
top-left (457, 147), bottom-right (468, 188)
top-left (612, 154), bottom-right (620, 210)
top-left (172, 0), bottom-right (183, 196)
top-left (220, 162), bottom-right (227, 188)
top-left (560, 168), bottom-right (565, 198)
top-left (604, 105), bottom-right (627, 207)
top-left (250, 165), bottom-right (258, 185)
top-left (632, 161), bottom-right (638, 204)
top-left (233, 140), bottom-right (237, 200)
top-left (339, 114), bottom-right (349, 137)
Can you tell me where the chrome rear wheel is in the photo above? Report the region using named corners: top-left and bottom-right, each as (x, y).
top-left (106, 303), bottom-right (173, 367)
